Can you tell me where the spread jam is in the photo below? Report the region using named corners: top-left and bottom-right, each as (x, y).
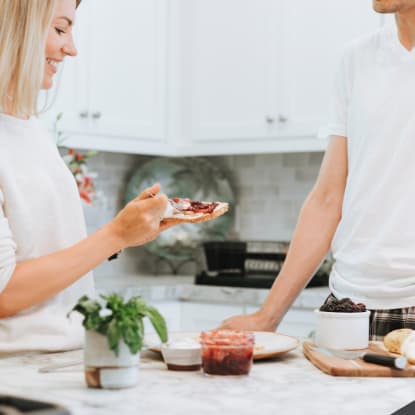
top-left (200, 330), bottom-right (254, 376)
top-left (171, 198), bottom-right (218, 214)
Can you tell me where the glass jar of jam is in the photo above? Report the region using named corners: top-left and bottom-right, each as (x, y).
top-left (200, 330), bottom-right (255, 375)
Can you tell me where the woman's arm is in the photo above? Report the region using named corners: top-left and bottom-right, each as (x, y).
top-left (0, 184), bottom-right (169, 317)
top-left (221, 136), bottom-right (348, 331)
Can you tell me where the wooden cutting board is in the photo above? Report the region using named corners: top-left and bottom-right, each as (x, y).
top-left (303, 341), bottom-right (415, 377)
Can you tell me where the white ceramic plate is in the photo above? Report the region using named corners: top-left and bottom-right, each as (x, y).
top-left (144, 331), bottom-right (299, 361)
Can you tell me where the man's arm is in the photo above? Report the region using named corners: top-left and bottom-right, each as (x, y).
top-left (221, 136), bottom-right (348, 331)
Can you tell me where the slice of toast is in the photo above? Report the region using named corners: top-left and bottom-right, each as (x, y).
top-left (384, 328), bottom-right (413, 354)
top-left (383, 328), bottom-right (415, 364)
top-left (162, 202), bottom-right (229, 224)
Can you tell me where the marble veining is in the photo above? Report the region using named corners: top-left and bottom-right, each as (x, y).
top-left (0, 346), bottom-right (413, 415)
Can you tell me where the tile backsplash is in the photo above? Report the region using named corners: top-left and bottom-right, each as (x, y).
top-left (82, 152), bottom-right (323, 278)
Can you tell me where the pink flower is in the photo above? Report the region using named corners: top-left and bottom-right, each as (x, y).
top-left (63, 149), bottom-right (98, 204)
top-left (80, 190), bottom-right (92, 204)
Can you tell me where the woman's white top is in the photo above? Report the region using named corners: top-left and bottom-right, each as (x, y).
top-left (320, 24), bottom-right (415, 309)
top-left (0, 113), bottom-right (94, 352)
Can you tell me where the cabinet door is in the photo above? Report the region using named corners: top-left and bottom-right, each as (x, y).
top-left (276, 0), bottom-right (382, 137)
top-left (180, 302), bottom-right (243, 331)
top-left (181, 0), bottom-right (381, 150)
top-left (245, 306), bottom-right (316, 339)
top-left (276, 309), bottom-right (316, 339)
top-left (42, 0), bottom-right (168, 150)
top-left (143, 301), bottom-right (182, 335)
top-left (86, 0), bottom-right (167, 141)
top-left (182, 0), bottom-right (278, 142)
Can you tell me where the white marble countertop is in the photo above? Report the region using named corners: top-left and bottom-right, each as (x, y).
top-left (0, 345), bottom-right (413, 415)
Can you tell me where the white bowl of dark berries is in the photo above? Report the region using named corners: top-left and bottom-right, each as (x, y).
top-left (314, 297), bottom-right (370, 350)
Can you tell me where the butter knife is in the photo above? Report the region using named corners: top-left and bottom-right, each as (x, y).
top-left (38, 359), bottom-right (83, 373)
top-left (313, 346), bottom-right (407, 370)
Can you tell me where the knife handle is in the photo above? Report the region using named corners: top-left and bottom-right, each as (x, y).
top-left (362, 353), bottom-right (407, 370)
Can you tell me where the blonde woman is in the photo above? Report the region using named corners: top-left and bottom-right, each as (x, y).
top-left (0, 0), bottom-right (172, 352)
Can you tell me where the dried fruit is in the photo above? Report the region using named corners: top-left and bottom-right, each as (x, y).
top-left (319, 297), bottom-right (366, 313)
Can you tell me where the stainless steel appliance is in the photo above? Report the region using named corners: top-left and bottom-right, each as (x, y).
top-left (195, 240), bottom-right (330, 289)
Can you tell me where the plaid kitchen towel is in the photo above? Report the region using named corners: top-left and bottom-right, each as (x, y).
top-left (323, 294), bottom-right (415, 341)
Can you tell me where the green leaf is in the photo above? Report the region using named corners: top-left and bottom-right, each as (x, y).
top-left (69, 293), bottom-right (168, 357)
top-left (126, 296), bottom-right (168, 343)
top-left (85, 150), bottom-right (98, 158)
top-left (137, 319), bottom-right (144, 348)
top-left (121, 321), bottom-right (142, 355)
top-left (106, 319), bottom-right (121, 356)
top-left (103, 293), bottom-right (124, 314)
top-left (141, 305), bottom-right (168, 343)
top-left (83, 313), bottom-right (101, 331)
top-left (70, 295), bottom-right (101, 317)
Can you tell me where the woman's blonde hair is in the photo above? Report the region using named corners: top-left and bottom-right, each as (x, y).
top-left (0, 0), bottom-right (58, 117)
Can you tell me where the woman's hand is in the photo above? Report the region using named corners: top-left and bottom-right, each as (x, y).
top-left (219, 311), bottom-right (276, 332)
top-left (0, 184), bottom-right (174, 317)
top-left (107, 183), bottom-right (169, 249)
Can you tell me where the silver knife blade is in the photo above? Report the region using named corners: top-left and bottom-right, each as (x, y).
top-left (313, 346), bottom-right (364, 359)
top-left (38, 359), bottom-right (83, 373)
top-left (313, 346), bottom-right (407, 369)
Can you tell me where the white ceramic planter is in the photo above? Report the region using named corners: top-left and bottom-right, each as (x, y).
top-left (84, 331), bottom-right (140, 389)
top-left (314, 310), bottom-right (370, 350)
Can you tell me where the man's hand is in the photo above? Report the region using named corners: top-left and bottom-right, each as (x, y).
top-left (219, 311), bottom-right (276, 332)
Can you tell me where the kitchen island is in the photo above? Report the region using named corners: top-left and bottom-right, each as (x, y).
top-left (0, 345), bottom-right (413, 415)
top-left (96, 276), bottom-right (330, 339)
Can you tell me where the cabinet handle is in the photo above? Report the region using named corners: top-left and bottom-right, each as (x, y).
top-left (278, 114), bottom-right (288, 123)
top-left (265, 116), bottom-right (275, 124)
top-left (92, 111), bottom-right (102, 120)
top-left (79, 111), bottom-right (89, 118)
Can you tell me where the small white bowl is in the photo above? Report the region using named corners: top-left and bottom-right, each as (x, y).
top-left (161, 340), bottom-right (202, 371)
top-left (314, 309), bottom-right (370, 350)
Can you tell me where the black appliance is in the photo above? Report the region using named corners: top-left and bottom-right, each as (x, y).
top-left (0, 395), bottom-right (70, 415)
top-left (195, 240), bottom-right (330, 289)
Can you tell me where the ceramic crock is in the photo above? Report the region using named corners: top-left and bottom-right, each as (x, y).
top-left (84, 331), bottom-right (139, 389)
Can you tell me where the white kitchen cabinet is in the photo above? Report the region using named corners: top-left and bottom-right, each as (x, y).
top-left (43, 0), bottom-right (383, 156)
top-left (180, 0), bottom-right (382, 155)
top-left (42, 0), bottom-right (169, 155)
top-left (143, 301), bottom-right (182, 335)
top-left (181, 0), bottom-right (278, 143)
top-left (144, 300), bottom-right (315, 338)
top-left (180, 302), bottom-right (243, 331)
top-left (144, 301), bottom-right (242, 333)
top-left (277, 309), bottom-right (316, 339)
top-left (276, 0), bottom-right (381, 139)
top-left (246, 306), bottom-right (316, 339)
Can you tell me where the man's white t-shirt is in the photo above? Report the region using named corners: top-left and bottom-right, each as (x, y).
top-left (0, 113), bottom-right (95, 352)
top-left (320, 23), bottom-right (415, 310)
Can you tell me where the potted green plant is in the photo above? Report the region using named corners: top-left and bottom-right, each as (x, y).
top-left (70, 293), bottom-right (168, 389)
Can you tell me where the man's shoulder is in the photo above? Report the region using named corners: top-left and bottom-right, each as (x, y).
top-left (343, 26), bottom-right (388, 57)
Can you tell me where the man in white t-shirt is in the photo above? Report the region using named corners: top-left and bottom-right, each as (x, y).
top-left (222, 0), bottom-right (415, 340)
